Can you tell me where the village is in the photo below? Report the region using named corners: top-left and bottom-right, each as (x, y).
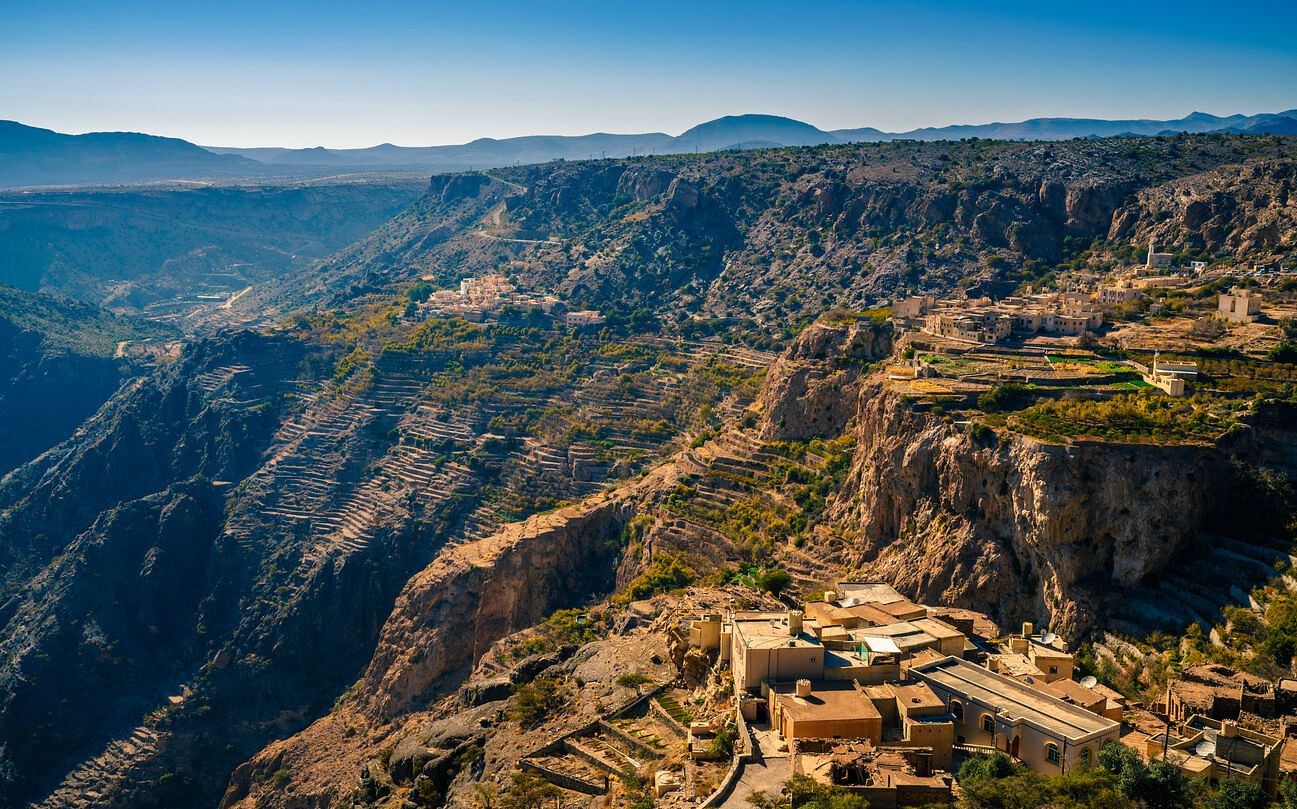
top-left (884, 240), bottom-right (1297, 407)
top-left (506, 580), bottom-right (1297, 809)
top-left (408, 271), bottom-right (607, 329)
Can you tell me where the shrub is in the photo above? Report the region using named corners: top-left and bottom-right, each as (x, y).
top-left (497, 772), bottom-right (560, 809)
top-left (614, 553), bottom-right (695, 605)
top-left (1268, 341), bottom-right (1297, 364)
top-left (758, 567), bottom-right (793, 596)
top-left (977, 383), bottom-right (1033, 413)
top-left (511, 677), bottom-right (571, 729)
top-left (615, 672), bottom-right (652, 689)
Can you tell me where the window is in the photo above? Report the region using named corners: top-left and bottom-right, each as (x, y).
top-left (1079, 748), bottom-right (1091, 767)
top-left (982, 714), bottom-right (995, 734)
top-left (1048, 665), bottom-right (1059, 674)
top-left (1046, 743), bottom-right (1061, 765)
top-left (949, 700), bottom-right (963, 720)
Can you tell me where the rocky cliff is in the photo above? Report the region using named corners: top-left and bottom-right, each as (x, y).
top-left (755, 323), bottom-right (1291, 638)
top-left (284, 136), bottom-right (1297, 327)
top-left (827, 380), bottom-right (1228, 635)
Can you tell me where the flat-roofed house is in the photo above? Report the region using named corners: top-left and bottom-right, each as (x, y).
top-left (769, 680), bottom-right (883, 742)
top-left (1146, 240), bottom-right (1174, 271)
top-left (1217, 288), bottom-right (1263, 323)
top-left (911, 656), bottom-right (1120, 775)
top-left (1146, 717), bottom-right (1283, 798)
top-left (851, 618), bottom-right (966, 660)
top-left (731, 611), bottom-right (824, 691)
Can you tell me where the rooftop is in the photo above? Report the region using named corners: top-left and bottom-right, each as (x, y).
top-left (837, 582), bottom-right (907, 605)
top-left (912, 656), bottom-right (1118, 741)
top-left (732, 611), bottom-right (822, 649)
top-left (772, 681), bottom-right (882, 723)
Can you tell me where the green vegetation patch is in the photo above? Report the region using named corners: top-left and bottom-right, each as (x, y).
top-left (1008, 394), bottom-right (1232, 444)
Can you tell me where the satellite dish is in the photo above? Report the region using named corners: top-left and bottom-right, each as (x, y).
top-left (1080, 676), bottom-right (1098, 689)
top-left (1194, 739), bottom-right (1216, 758)
top-left (1042, 631), bottom-right (1058, 645)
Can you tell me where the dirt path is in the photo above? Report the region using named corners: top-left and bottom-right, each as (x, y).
top-left (223, 285), bottom-right (253, 309)
top-left (719, 724), bottom-right (791, 807)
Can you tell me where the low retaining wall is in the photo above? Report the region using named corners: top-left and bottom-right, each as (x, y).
top-left (519, 758), bottom-right (607, 795)
top-left (700, 707), bottom-right (757, 808)
top-left (649, 696), bottom-right (690, 739)
top-left (596, 719), bottom-right (663, 760)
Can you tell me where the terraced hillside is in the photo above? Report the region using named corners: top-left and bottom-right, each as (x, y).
top-left (0, 310), bottom-right (773, 809)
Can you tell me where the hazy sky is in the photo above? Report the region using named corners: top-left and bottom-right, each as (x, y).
top-left (4, 0), bottom-right (1296, 148)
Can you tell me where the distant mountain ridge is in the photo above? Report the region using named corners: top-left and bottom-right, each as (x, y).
top-left (0, 120), bottom-right (258, 187)
top-left (210, 110), bottom-right (1297, 169)
top-left (3, 109), bottom-right (1296, 188)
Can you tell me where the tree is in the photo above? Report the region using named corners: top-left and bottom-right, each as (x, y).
top-left (510, 677), bottom-right (570, 729)
top-left (1096, 742), bottom-right (1196, 809)
top-left (1268, 341), bottom-right (1297, 364)
top-left (1208, 778), bottom-right (1266, 809)
top-left (785, 774), bottom-right (869, 809)
top-left (977, 383), bottom-right (1032, 413)
top-left (759, 567), bottom-right (793, 596)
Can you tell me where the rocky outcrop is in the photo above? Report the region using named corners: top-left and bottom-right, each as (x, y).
top-left (218, 491), bottom-right (646, 809)
top-left (827, 380), bottom-right (1229, 635)
top-left (759, 320), bottom-right (892, 442)
top-left (360, 496), bottom-right (633, 720)
top-left (1109, 159), bottom-right (1297, 254)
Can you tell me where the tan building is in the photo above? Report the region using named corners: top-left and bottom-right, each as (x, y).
top-left (1146, 240), bottom-right (1174, 271)
top-left (850, 619), bottom-right (967, 660)
top-left (912, 656), bottom-right (1119, 775)
top-left (770, 680), bottom-right (956, 771)
top-left (994, 624), bottom-right (1074, 682)
top-left (892, 296), bottom-right (936, 320)
top-left (770, 679), bottom-right (884, 742)
top-left (1217, 288), bottom-right (1263, 323)
top-left (1022, 677), bottom-right (1125, 723)
top-left (731, 611), bottom-right (825, 691)
top-left (1147, 717), bottom-right (1283, 798)
top-left (565, 310), bottom-right (606, 328)
top-left (1098, 284), bottom-right (1144, 305)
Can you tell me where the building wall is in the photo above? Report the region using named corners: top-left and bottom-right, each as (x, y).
top-left (782, 713), bottom-right (883, 742)
top-left (899, 720), bottom-right (955, 770)
top-left (734, 640), bottom-right (823, 691)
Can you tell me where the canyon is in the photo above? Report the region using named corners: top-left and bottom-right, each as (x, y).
top-left (1, 133), bottom-right (1296, 807)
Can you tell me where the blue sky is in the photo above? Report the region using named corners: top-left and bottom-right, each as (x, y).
top-left (3, 0), bottom-right (1295, 148)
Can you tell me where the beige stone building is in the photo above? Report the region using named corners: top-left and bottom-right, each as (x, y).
top-left (1217, 288), bottom-right (1263, 323)
top-left (770, 679), bottom-right (884, 743)
top-left (1145, 717), bottom-right (1283, 798)
top-left (912, 656), bottom-right (1119, 775)
top-left (1146, 240), bottom-right (1174, 271)
top-left (731, 610), bottom-right (825, 691)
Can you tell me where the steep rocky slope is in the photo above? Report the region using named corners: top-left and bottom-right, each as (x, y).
top-left (218, 320), bottom-right (1297, 807)
top-left (0, 286), bottom-right (176, 477)
top-left (0, 179), bottom-right (425, 318)
top-left (1110, 157), bottom-right (1297, 255)
top-left (0, 314), bottom-right (768, 808)
top-left (274, 136), bottom-right (1297, 330)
